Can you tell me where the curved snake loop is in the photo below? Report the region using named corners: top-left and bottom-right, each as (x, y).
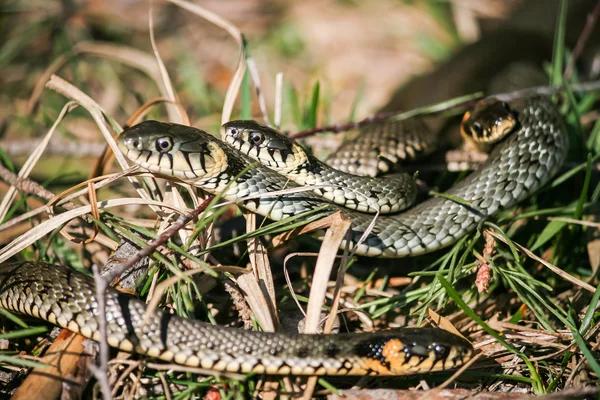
top-left (221, 120), bottom-right (419, 214)
top-left (220, 99), bottom-right (519, 214)
top-left (0, 96), bottom-right (568, 377)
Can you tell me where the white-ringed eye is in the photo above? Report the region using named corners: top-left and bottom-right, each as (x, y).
top-left (155, 137), bottom-right (173, 152)
top-left (249, 131), bottom-right (264, 145)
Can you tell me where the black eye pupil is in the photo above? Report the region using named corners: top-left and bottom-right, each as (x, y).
top-left (133, 140), bottom-right (140, 148)
top-left (230, 128), bottom-right (237, 135)
top-left (433, 344), bottom-right (449, 359)
top-left (472, 122), bottom-right (483, 135)
top-left (250, 133), bottom-right (262, 143)
top-left (156, 138), bottom-right (172, 152)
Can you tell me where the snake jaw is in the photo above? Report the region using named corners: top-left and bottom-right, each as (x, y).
top-left (118, 121), bottom-right (229, 183)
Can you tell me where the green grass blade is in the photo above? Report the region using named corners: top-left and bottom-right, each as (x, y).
top-left (0, 326), bottom-right (48, 340)
top-left (0, 354), bottom-right (48, 369)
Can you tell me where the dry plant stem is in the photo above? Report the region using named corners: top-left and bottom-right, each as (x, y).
top-left (485, 229), bottom-right (596, 293)
top-left (0, 164), bottom-right (78, 212)
top-left (246, 213), bottom-right (279, 330)
top-left (304, 213), bottom-right (352, 334)
top-left (564, 0), bottom-right (600, 80)
top-left (323, 232), bottom-right (351, 334)
top-left (148, 3), bottom-right (185, 126)
top-left (302, 213), bottom-right (351, 400)
top-left (0, 101), bottom-right (79, 222)
top-left (158, 374), bottom-right (172, 400)
top-left (162, 0), bottom-right (245, 125)
top-left (0, 197), bottom-right (181, 263)
top-left (45, 75), bottom-right (162, 214)
top-left (247, 57), bottom-right (272, 126)
top-left (90, 264), bottom-right (112, 400)
top-left (27, 41), bottom-right (181, 121)
top-left (274, 72), bottom-right (284, 127)
top-left (283, 252), bottom-right (320, 319)
top-left (104, 196), bottom-right (214, 284)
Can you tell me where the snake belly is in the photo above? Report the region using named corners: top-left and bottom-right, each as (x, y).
top-left (118, 96), bottom-right (568, 257)
top-left (0, 262), bottom-right (473, 375)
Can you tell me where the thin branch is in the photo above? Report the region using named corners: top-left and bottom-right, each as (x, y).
top-left (103, 196), bottom-right (214, 283)
top-left (0, 163), bottom-right (78, 211)
top-left (89, 265), bottom-right (111, 400)
top-left (564, 0), bottom-right (600, 80)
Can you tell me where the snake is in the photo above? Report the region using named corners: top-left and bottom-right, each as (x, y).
top-left (220, 120), bottom-right (418, 214)
top-left (0, 96), bottom-right (567, 378)
top-left (0, 262), bottom-right (473, 375)
top-left (324, 114), bottom-right (437, 177)
top-left (221, 100), bottom-right (519, 212)
top-left (116, 95), bottom-right (568, 258)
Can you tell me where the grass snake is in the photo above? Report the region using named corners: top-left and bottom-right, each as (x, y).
top-left (0, 262), bottom-right (473, 375)
top-left (118, 95), bottom-right (568, 258)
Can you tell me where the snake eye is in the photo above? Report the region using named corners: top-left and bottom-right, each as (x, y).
top-left (229, 128), bottom-right (238, 136)
top-left (471, 122), bottom-right (484, 138)
top-left (249, 131), bottom-right (264, 145)
top-left (155, 137), bottom-right (173, 152)
top-left (432, 343), bottom-right (450, 360)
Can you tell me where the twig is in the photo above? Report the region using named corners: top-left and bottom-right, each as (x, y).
top-left (0, 164), bottom-right (77, 211)
top-left (89, 264), bottom-right (111, 400)
top-left (485, 229), bottom-right (596, 293)
top-left (103, 196), bottom-right (215, 284)
top-left (564, 0), bottom-right (600, 80)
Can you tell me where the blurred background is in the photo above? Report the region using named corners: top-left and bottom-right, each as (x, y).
top-left (1, 0), bottom-right (599, 214)
top-left (0, 0), bottom-right (532, 178)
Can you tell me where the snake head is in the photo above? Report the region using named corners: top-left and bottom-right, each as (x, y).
top-left (222, 120), bottom-right (297, 168)
top-left (357, 328), bottom-right (474, 375)
top-left (461, 99), bottom-right (519, 150)
top-left (118, 120), bottom-right (228, 182)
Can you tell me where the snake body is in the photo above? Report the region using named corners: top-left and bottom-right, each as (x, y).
top-left (221, 100), bottom-right (518, 214)
top-left (118, 96), bottom-right (568, 257)
top-left (221, 120), bottom-right (418, 214)
top-left (325, 117), bottom-right (436, 177)
top-left (0, 262), bottom-right (473, 375)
